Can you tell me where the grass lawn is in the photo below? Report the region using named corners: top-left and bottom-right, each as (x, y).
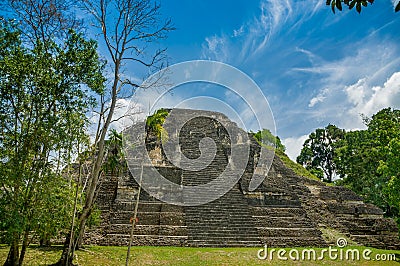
top-left (0, 245), bottom-right (399, 265)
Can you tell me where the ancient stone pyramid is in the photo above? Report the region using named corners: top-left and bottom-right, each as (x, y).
top-left (86, 109), bottom-right (400, 249)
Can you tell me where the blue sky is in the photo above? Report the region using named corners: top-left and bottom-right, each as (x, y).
top-left (138, 0), bottom-right (400, 160)
top-left (3, 0), bottom-right (399, 161)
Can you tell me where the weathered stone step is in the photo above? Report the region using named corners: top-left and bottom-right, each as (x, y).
top-left (189, 237), bottom-right (260, 243)
top-left (260, 236), bottom-right (327, 248)
top-left (187, 239), bottom-right (261, 247)
top-left (250, 206), bottom-right (306, 217)
top-left (350, 235), bottom-right (385, 249)
top-left (102, 234), bottom-right (188, 246)
top-left (185, 219), bottom-right (259, 225)
top-left (189, 230), bottom-right (259, 236)
top-left (106, 224), bottom-right (187, 236)
top-left (185, 211), bottom-right (251, 216)
top-left (253, 217), bottom-right (316, 228)
top-left (185, 207), bottom-right (255, 213)
top-left (256, 227), bottom-right (322, 237)
top-left (112, 202), bottom-right (184, 213)
top-left (341, 218), bottom-right (398, 231)
top-left (190, 237), bottom-right (260, 242)
top-left (183, 190), bottom-right (246, 196)
top-left (185, 213), bottom-right (255, 218)
top-left (188, 227), bottom-right (259, 234)
top-left (248, 204), bottom-right (302, 208)
top-left (327, 202), bottom-right (384, 215)
top-left (186, 201), bottom-right (248, 206)
top-left (190, 235), bottom-right (260, 241)
top-left (110, 211), bottom-right (185, 226)
top-left (185, 212), bottom-right (252, 218)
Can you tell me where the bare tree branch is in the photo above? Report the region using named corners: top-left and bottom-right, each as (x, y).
top-left (3, 0), bottom-right (83, 44)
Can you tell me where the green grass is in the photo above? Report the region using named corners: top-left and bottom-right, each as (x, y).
top-left (1, 245), bottom-right (399, 265)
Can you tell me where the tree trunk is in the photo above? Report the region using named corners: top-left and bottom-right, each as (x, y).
top-left (55, 59), bottom-right (120, 265)
top-left (75, 223), bottom-right (86, 250)
top-left (4, 238), bottom-right (20, 266)
top-left (18, 231), bottom-right (29, 266)
top-left (49, 234), bottom-right (75, 266)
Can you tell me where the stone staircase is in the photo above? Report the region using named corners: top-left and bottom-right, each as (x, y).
top-left (241, 142), bottom-right (327, 247)
top-left (85, 173), bottom-right (188, 246)
top-left (184, 190), bottom-right (261, 247)
top-left (84, 108), bottom-right (400, 249)
top-left (314, 185), bottom-right (400, 249)
top-left (105, 199), bottom-right (188, 246)
top-left (178, 113), bottom-right (261, 247)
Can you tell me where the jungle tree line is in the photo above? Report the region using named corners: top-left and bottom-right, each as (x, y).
top-left (297, 108), bottom-right (400, 227)
top-left (0, 0), bottom-right (172, 265)
top-left (0, 19), bottom-right (105, 266)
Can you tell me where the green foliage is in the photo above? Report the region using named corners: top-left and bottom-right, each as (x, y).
top-left (335, 130), bottom-right (384, 204)
top-left (0, 18), bottom-right (104, 261)
top-left (34, 176), bottom-right (76, 244)
top-left (103, 129), bottom-right (126, 176)
top-left (297, 124), bottom-right (345, 182)
top-left (146, 108), bottom-right (169, 142)
top-left (379, 139), bottom-right (400, 213)
top-left (253, 129), bottom-right (286, 152)
top-left (327, 0), bottom-right (400, 14)
top-left (335, 108), bottom-right (400, 226)
top-left (87, 206), bottom-right (102, 229)
top-left (309, 168), bottom-right (324, 180)
top-left (287, 108), bottom-right (400, 229)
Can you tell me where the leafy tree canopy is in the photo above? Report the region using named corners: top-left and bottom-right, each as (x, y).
top-left (299, 108), bottom-right (400, 228)
top-left (0, 18), bottom-right (104, 265)
top-left (252, 129), bottom-right (286, 152)
top-left (336, 108), bottom-right (400, 218)
top-left (297, 124), bottom-right (345, 182)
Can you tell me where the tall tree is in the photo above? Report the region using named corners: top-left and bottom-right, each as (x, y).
top-left (334, 128), bottom-right (383, 209)
top-left (297, 124), bottom-right (345, 182)
top-left (53, 1), bottom-right (173, 264)
top-left (0, 19), bottom-right (104, 266)
top-left (4, 0), bottom-right (173, 264)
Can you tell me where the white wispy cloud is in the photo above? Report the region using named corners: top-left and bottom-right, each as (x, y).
top-left (283, 34), bottom-right (400, 155)
top-left (309, 88), bottom-right (329, 107)
top-left (295, 47), bottom-right (319, 65)
top-left (293, 42), bottom-right (398, 88)
top-left (252, 0), bottom-right (293, 54)
top-left (201, 35), bottom-right (229, 61)
top-left (282, 134), bottom-right (308, 161)
top-left (297, 39), bottom-right (399, 127)
top-left (201, 0), bottom-right (324, 62)
top-left (282, 68), bottom-right (400, 159)
top-left (233, 25), bottom-right (244, 37)
top-left (346, 71), bottom-right (400, 119)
